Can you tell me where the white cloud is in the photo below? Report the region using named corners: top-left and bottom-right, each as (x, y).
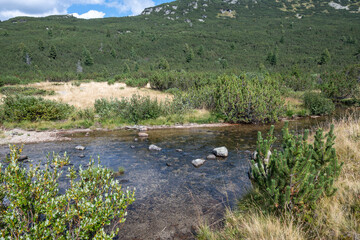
top-left (107, 0), bottom-right (155, 16)
top-left (72, 10), bottom-right (105, 19)
top-left (0, 0), bottom-right (155, 21)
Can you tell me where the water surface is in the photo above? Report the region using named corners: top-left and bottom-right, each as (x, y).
top-left (0, 115), bottom-right (335, 239)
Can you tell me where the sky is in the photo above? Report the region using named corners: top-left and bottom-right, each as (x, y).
top-left (0, 0), bottom-right (173, 21)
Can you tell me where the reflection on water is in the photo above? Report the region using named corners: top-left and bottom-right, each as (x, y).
top-left (0, 112), bottom-right (349, 239)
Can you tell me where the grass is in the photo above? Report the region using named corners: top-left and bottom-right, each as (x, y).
top-left (0, 129), bottom-right (5, 139)
top-left (1, 109), bottom-right (220, 131)
top-left (0, 86), bottom-right (55, 96)
top-left (27, 81), bottom-right (172, 109)
top-left (198, 116), bottom-right (360, 240)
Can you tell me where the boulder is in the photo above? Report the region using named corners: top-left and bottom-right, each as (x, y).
top-left (75, 145), bottom-right (86, 151)
top-left (212, 147), bottom-right (228, 157)
top-left (149, 144), bottom-right (162, 151)
top-left (138, 132), bottom-right (149, 138)
top-left (192, 159), bottom-right (205, 167)
top-left (79, 154), bottom-right (85, 158)
top-left (176, 149), bottom-right (183, 152)
top-left (206, 154), bottom-right (216, 160)
top-left (130, 145), bottom-right (136, 149)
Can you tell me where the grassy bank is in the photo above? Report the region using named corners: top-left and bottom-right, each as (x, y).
top-left (198, 117), bottom-right (360, 239)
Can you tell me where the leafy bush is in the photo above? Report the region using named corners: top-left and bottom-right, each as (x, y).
top-left (215, 74), bottom-right (284, 123)
top-left (282, 74), bottom-right (315, 92)
top-left (1, 95), bottom-right (73, 122)
top-left (0, 76), bottom-right (21, 87)
top-left (250, 123), bottom-right (342, 212)
top-left (94, 95), bottom-right (170, 123)
top-left (173, 85), bottom-right (217, 110)
top-left (319, 65), bottom-right (360, 100)
top-left (0, 146), bottom-right (135, 239)
top-left (149, 71), bottom-right (216, 91)
top-left (304, 92), bottom-right (335, 115)
top-left (125, 78), bottom-right (148, 88)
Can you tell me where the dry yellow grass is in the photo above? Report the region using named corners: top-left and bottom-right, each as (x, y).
top-left (310, 117), bottom-right (360, 239)
top-left (27, 81), bottom-right (172, 109)
top-left (199, 117), bottom-right (360, 240)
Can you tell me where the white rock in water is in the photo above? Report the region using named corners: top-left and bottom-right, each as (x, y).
top-left (75, 145), bottom-right (86, 151)
top-left (206, 154), bottom-right (216, 160)
top-left (138, 132), bottom-right (149, 137)
top-left (192, 159), bottom-right (205, 167)
top-left (212, 147), bottom-right (228, 157)
top-left (149, 144), bottom-right (162, 151)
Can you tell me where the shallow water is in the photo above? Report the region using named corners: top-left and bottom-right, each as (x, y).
top-left (0, 114), bottom-right (342, 239)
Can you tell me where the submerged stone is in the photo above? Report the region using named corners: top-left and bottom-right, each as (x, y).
top-left (192, 159), bottom-right (205, 167)
top-left (75, 145), bottom-right (86, 151)
top-left (149, 144), bottom-right (162, 151)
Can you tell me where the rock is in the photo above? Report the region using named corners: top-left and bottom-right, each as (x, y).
top-left (85, 132), bottom-right (90, 136)
top-left (212, 147), bottom-right (228, 157)
top-left (206, 154), bottom-right (216, 160)
top-left (139, 126), bottom-right (148, 131)
top-left (192, 159), bottom-right (205, 167)
top-left (149, 144), bottom-right (162, 151)
top-left (176, 149), bottom-right (183, 152)
top-left (18, 155), bottom-right (28, 161)
top-left (166, 162), bottom-right (172, 167)
top-left (79, 154), bottom-right (85, 158)
top-left (130, 145), bottom-right (135, 149)
top-left (134, 138), bottom-right (139, 142)
top-left (138, 132), bottom-right (149, 138)
top-left (75, 145), bottom-right (86, 151)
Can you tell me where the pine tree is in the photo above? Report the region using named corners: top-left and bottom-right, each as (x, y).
top-left (82, 47), bottom-right (94, 66)
top-left (157, 58), bottom-right (170, 70)
top-left (106, 29), bottom-right (110, 38)
top-left (319, 48), bottom-right (331, 65)
top-left (38, 40), bottom-right (45, 51)
top-left (49, 45), bottom-right (57, 59)
top-left (250, 122), bottom-right (342, 212)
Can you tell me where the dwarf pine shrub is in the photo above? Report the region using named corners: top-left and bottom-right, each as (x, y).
top-left (304, 92), bottom-right (335, 115)
top-left (215, 74), bottom-right (284, 123)
top-left (1, 95), bottom-right (73, 122)
top-left (0, 146), bottom-right (135, 238)
top-left (250, 122), bottom-right (342, 212)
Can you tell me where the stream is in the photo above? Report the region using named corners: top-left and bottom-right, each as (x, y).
top-left (0, 114), bottom-right (344, 239)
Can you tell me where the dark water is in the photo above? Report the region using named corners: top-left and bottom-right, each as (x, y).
top-left (0, 114), bottom-right (342, 239)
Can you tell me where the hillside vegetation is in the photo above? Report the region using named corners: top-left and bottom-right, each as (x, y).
top-left (0, 0), bottom-right (359, 81)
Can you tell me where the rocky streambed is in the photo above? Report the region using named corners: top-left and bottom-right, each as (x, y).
top-left (0, 116), bottom-right (331, 239)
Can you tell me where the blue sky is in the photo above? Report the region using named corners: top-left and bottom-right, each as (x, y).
top-left (0, 0), bottom-right (174, 21)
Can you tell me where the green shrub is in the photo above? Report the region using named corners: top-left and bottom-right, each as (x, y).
top-left (1, 95), bottom-right (73, 122)
top-left (0, 76), bottom-right (21, 86)
top-left (174, 85), bottom-right (217, 110)
top-left (125, 78), bottom-right (148, 88)
top-left (0, 86), bottom-right (54, 96)
top-left (149, 71), bottom-right (216, 91)
top-left (94, 95), bottom-right (168, 123)
top-left (0, 146), bottom-right (135, 239)
top-left (319, 65), bottom-right (360, 100)
top-left (215, 74), bottom-right (284, 123)
top-left (250, 123), bottom-right (342, 212)
top-left (107, 78), bottom-right (116, 85)
top-left (304, 92), bottom-right (335, 115)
